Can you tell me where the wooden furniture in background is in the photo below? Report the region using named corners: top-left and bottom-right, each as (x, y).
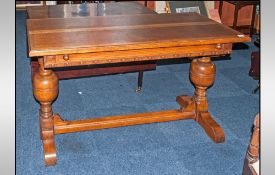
top-left (254, 13), bottom-right (260, 34)
top-left (249, 36), bottom-right (260, 94)
top-left (216, 1), bottom-right (259, 36)
top-left (26, 6), bottom-right (250, 165)
top-left (139, 1), bottom-right (155, 11)
top-left (243, 114), bottom-right (260, 175)
top-left (115, 1), bottom-right (155, 11)
top-left (27, 2), bottom-right (157, 92)
top-left (166, 1), bottom-right (208, 17)
top-left (57, 1), bottom-right (107, 4)
top-left (165, 1), bottom-right (221, 23)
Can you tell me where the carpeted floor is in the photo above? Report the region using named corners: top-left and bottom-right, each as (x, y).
top-left (16, 11), bottom-right (259, 175)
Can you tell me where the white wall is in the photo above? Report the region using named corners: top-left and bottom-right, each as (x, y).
top-left (155, 1), bottom-right (168, 14)
top-left (204, 1), bottom-right (214, 10)
top-left (46, 1), bottom-right (57, 5)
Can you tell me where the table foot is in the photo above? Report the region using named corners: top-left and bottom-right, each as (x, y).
top-left (43, 139), bottom-right (57, 166)
top-left (176, 57), bottom-right (225, 143)
top-left (176, 95), bottom-right (224, 143)
top-left (196, 111), bottom-right (225, 143)
top-left (135, 86), bottom-right (142, 93)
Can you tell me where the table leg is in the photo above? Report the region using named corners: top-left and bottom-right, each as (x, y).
top-left (177, 57), bottom-right (225, 143)
top-left (33, 58), bottom-right (59, 166)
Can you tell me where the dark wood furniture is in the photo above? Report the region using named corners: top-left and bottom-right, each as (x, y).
top-left (249, 36), bottom-right (260, 94)
top-left (57, 1), bottom-right (106, 4)
top-left (243, 114), bottom-right (259, 175)
top-left (26, 4), bottom-right (250, 165)
top-left (219, 1), bottom-right (260, 36)
top-left (27, 2), bottom-right (157, 92)
top-left (115, 1), bottom-right (148, 8)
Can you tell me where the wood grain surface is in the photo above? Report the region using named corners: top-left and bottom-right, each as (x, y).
top-left (28, 2), bottom-right (157, 83)
top-left (27, 12), bottom-right (250, 57)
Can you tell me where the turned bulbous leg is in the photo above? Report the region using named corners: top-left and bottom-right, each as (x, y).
top-left (190, 57), bottom-right (215, 114)
top-left (177, 57), bottom-right (225, 143)
top-left (190, 57), bottom-right (224, 143)
top-left (33, 59), bottom-right (58, 166)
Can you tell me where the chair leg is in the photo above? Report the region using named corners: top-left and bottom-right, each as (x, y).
top-left (135, 71), bottom-right (143, 93)
top-left (252, 81), bottom-right (260, 94)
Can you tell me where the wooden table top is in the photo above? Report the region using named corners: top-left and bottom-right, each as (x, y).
top-left (26, 3), bottom-right (250, 58)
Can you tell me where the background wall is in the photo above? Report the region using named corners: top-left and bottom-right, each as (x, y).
top-left (46, 1), bottom-right (57, 5)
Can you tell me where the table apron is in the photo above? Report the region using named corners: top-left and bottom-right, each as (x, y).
top-left (43, 44), bottom-right (232, 68)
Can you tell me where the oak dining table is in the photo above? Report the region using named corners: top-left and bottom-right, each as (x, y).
top-left (26, 2), bottom-right (250, 166)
